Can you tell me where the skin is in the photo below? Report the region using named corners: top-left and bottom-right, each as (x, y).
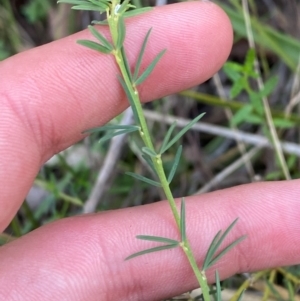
top-left (0, 2), bottom-right (299, 300)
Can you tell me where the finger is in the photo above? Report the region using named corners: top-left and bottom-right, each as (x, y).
top-left (0, 180), bottom-right (299, 300)
top-left (0, 1), bottom-right (232, 230)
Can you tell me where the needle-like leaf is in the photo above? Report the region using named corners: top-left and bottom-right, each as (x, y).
top-left (125, 172), bottom-right (161, 187)
top-left (77, 40), bottom-right (111, 54)
top-left (98, 128), bottom-right (138, 144)
top-left (123, 7), bottom-right (153, 18)
top-left (133, 28), bottom-right (152, 81)
top-left (121, 47), bottom-right (132, 81)
top-left (134, 49), bottom-right (166, 85)
top-left (137, 235), bottom-right (179, 245)
top-left (167, 145), bottom-right (182, 184)
top-left (202, 218), bottom-right (246, 271)
top-left (215, 271), bottom-right (222, 301)
top-left (116, 17), bottom-right (126, 50)
top-left (180, 198), bottom-right (186, 242)
top-left (159, 121), bottom-right (177, 154)
top-left (117, 75), bottom-right (139, 124)
top-left (125, 243), bottom-right (179, 260)
top-left (84, 124), bottom-right (139, 134)
top-left (141, 154), bottom-right (157, 175)
top-left (115, 0), bottom-right (131, 15)
top-left (202, 230), bottom-right (222, 271)
top-left (142, 147), bottom-right (157, 158)
top-left (88, 25), bottom-right (113, 51)
top-left (208, 236), bottom-right (246, 268)
top-left (69, 2), bottom-right (108, 12)
top-left (163, 113), bottom-right (205, 152)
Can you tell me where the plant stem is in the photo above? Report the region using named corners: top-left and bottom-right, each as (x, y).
top-left (105, 5), bottom-right (213, 299)
top-left (109, 15), bottom-right (212, 300)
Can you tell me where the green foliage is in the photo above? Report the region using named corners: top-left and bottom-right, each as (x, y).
top-left (125, 235), bottom-right (179, 260)
top-left (57, 0), bottom-right (109, 13)
top-left (22, 0), bottom-right (51, 23)
top-left (202, 219), bottom-right (246, 271)
top-left (134, 49), bottom-right (166, 85)
top-left (223, 49), bottom-right (293, 130)
top-left (125, 172), bottom-right (161, 187)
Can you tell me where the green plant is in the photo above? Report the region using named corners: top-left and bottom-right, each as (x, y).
top-left (57, 0), bottom-right (245, 299)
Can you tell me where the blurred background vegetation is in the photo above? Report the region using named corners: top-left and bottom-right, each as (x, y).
top-left (1, 0), bottom-right (300, 300)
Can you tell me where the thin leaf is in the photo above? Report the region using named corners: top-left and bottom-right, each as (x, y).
top-left (123, 7), bottom-right (153, 18)
top-left (83, 124), bottom-right (139, 134)
top-left (116, 17), bottom-right (126, 50)
top-left (207, 218), bottom-right (240, 263)
top-left (215, 271), bottom-right (222, 301)
top-left (136, 235), bottom-right (179, 245)
top-left (159, 121), bottom-right (177, 154)
top-left (92, 19), bottom-right (108, 25)
top-left (116, 0), bottom-right (131, 15)
top-left (117, 75), bottom-right (139, 124)
top-left (230, 104), bottom-right (253, 127)
top-left (88, 25), bottom-right (113, 51)
top-left (207, 236), bottom-right (246, 268)
top-left (135, 49), bottom-right (166, 85)
top-left (72, 4), bottom-right (107, 12)
top-left (258, 76), bottom-right (278, 98)
top-left (121, 47), bottom-right (132, 81)
top-left (98, 128), bottom-right (137, 144)
top-left (163, 113), bottom-right (205, 152)
top-left (77, 40), bottom-right (111, 54)
top-left (167, 145), bottom-right (182, 184)
top-left (141, 154), bottom-right (157, 175)
top-left (133, 28), bottom-right (152, 81)
top-left (125, 172), bottom-right (161, 187)
top-left (202, 230), bottom-right (222, 270)
top-left (142, 147), bottom-right (157, 158)
top-left (180, 198), bottom-right (186, 242)
top-left (125, 243), bottom-right (178, 260)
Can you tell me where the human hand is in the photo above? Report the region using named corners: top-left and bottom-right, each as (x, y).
top-left (0, 2), bottom-right (299, 300)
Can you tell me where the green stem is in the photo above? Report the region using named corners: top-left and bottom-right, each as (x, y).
top-left (114, 34), bottom-right (211, 301)
top-left (182, 241), bottom-right (211, 300)
top-left (108, 9), bottom-right (212, 300)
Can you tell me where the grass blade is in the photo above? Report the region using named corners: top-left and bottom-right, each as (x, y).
top-left (164, 113), bottom-right (205, 152)
top-left (137, 235), bottom-right (179, 245)
top-left (208, 236), bottom-right (246, 268)
top-left (159, 121), bottom-right (177, 154)
top-left (88, 25), bottom-right (113, 51)
top-left (125, 172), bottom-right (161, 187)
top-left (142, 147), bottom-right (157, 158)
top-left (116, 17), bottom-right (126, 50)
top-left (117, 75), bottom-right (139, 124)
top-left (133, 28), bottom-right (152, 81)
top-left (77, 40), bottom-right (111, 54)
top-left (167, 145), bottom-right (182, 184)
top-left (135, 49), bottom-right (166, 85)
top-left (125, 244), bottom-right (178, 260)
top-left (180, 198), bottom-right (186, 242)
